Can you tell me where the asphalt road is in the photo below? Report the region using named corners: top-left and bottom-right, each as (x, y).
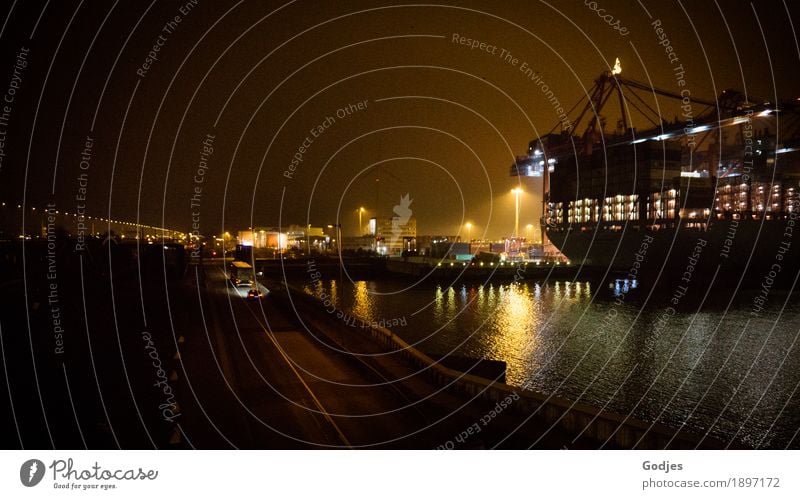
top-left (174, 262), bottom-right (441, 448)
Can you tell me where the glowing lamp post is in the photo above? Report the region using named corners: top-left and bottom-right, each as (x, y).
top-left (357, 207), bottom-right (365, 236)
top-left (511, 188), bottom-right (523, 238)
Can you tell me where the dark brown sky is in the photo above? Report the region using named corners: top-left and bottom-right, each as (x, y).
top-left (1, 0), bottom-right (798, 239)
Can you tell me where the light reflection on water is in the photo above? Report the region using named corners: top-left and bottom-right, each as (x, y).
top-left (302, 279), bottom-right (800, 448)
top-left (352, 281), bottom-right (373, 319)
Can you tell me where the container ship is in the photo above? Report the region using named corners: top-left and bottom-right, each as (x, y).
top-left (512, 63), bottom-right (800, 289)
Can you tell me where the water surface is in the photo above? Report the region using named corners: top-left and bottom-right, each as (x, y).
top-left (302, 278), bottom-right (800, 448)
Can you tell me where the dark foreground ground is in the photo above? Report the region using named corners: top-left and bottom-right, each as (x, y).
top-left (1, 240), bottom-right (605, 449)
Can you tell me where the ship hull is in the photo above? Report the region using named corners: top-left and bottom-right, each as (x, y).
top-left (546, 218), bottom-right (799, 289)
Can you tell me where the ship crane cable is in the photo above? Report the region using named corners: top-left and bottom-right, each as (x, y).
top-left (547, 59), bottom-right (724, 147)
top-left (530, 62), bottom-right (796, 166)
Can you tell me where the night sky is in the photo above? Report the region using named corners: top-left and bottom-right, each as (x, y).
top-left (1, 0), bottom-right (798, 239)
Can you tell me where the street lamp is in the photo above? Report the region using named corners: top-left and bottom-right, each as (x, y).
top-left (511, 188), bottom-right (523, 238)
top-left (465, 222), bottom-right (472, 242)
top-left (357, 207), bottom-right (365, 236)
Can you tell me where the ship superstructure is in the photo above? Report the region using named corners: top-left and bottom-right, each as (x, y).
top-left (512, 63), bottom-right (800, 284)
